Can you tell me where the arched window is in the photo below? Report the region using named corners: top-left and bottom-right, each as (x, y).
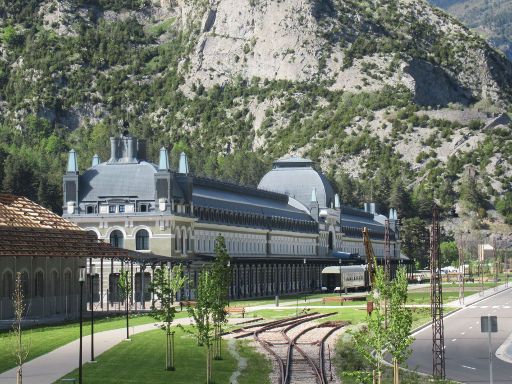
top-left (175, 231), bottom-right (180, 251)
top-left (110, 230), bottom-right (124, 248)
top-left (1, 271), bottom-right (13, 298)
top-left (182, 229), bottom-right (186, 253)
top-left (64, 270), bottom-right (72, 296)
top-left (34, 271), bottom-right (44, 297)
top-left (20, 271), bottom-right (29, 297)
top-left (328, 231), bottom-right (334, 251)
top-left (136, 229), bottom-right (149, 251)
top-left (51, 270), bottom-right (59, 297)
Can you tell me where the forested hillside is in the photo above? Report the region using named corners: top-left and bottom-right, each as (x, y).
top-left (429, 0), bottom-right (512, 61)
top-left (0, 0), bottom-right (511, 259)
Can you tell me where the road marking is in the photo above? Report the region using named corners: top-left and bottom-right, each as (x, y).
top-left (460, 332), bottom-right (465, 335)
top-left (492, 305), bottom-right (500, 308)
top-left (461, 365), bottom-right (476, 370)
top-left (469, 326), bottom-right (473, 329)
top-left (451, 338), bottom-right (457, 342)
top-left (481, 306), bottom-right (488, 308)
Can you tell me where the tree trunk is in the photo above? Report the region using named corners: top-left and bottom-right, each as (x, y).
top-left (372, 369), bottom-right (376, 384)
top-left (394, 358), bottom-right (400, 384)
top-left (170, 330), bottom-right (175, 371)
top-left (16, 368), bottom-right (22, 384)
top-left (206, 346), bottom-right (212, 384)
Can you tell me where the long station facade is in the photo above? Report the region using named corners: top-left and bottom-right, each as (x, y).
top-left (62, 133), bottom-right (401, 302)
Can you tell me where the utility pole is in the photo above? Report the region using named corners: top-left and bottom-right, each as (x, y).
top-left (430, 205), bottom-right (445, 379)
top-left (457, 234), bottom-right (465, 306)
top-left (384, 219), bottom-right (391, 327)
top-left (384, 220), bottom-right (391, 280)
top-left (493, 238), bottom-right (498, 291)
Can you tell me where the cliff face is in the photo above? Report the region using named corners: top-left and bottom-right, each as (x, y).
top-left (176, 0), bottom-right (512, 105)
top-left (0, 0), bottom-right (511, 232)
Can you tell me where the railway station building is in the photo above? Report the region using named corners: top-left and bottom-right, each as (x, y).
top-left (62, 132), bottom-right (402, 302)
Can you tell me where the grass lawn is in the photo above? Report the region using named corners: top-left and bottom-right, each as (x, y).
top-left (0, 313), bottom-right (182, 374)
top-left (406, 291), bottom-right (472, 304)
top-left (57, 327), bottom-right (271, 384)
top-left (229, 292), bottom-right (337, 307)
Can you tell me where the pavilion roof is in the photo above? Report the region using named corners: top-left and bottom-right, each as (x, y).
top-left (0, 194), bottom-right (165, 262)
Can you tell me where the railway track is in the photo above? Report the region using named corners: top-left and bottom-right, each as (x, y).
top-left (253, 313), bottom-right (348, 384)
top-left (224, 312), bottom-right (319, 339)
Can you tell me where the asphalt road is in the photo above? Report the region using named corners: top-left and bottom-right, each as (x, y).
top-left (406, 287), bottom-right (512, 383)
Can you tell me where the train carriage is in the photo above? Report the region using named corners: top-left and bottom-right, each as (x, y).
top-left (321, 265), bottom-right (367, 292)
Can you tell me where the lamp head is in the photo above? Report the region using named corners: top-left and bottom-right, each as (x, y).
top-left (79, 266), bottom-right (86, 282)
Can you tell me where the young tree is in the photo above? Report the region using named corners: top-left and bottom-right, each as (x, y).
top-left (386, 268), bottom-right (413, 384)
top-left (351, 265), bottom-right (388, 383)
top-left (185, 269), bottom-right (217, 384)
top-left (10, 272), bottom-right (29, 384)
top-left (211, 235), bottom-right (231, 360)
top-left (149, 264), bottom-right (187, 371)
top-left (351, 265), bottom-right (413, 384)
top-left (117, 265), bottom-right (132, 340)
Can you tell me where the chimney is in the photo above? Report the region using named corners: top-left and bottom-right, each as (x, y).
top-left (158, 147), bottom-right (170, 171)
top-left (179, 152), bottom-right (189, 174)
top-left (109, 137), bottom-right (119, 163)
top-left (92, 154), bottom-right (100, 167)
top-left (137, 139), bottom-right (146, 161)
top-left (67, 149), bottom-right (78, 174)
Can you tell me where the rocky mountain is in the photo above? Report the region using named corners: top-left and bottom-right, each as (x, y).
top-left (429, 0), bottom-right (512, 61)
top-left (0, 0), bottom-right (511, 237)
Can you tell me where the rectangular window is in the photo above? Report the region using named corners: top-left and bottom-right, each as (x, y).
top-left (119, 205), bottom-right (125, 213)
top-left (109, 205), bottom-right (116, 214)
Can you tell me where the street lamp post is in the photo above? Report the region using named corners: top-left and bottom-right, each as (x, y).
top-left (338, 259), bottom-right (342, 298)
top-left (303, 258), bottom-right (307, 303)
top-left (227, 260), bottom-right (231, 307)
top-left (90, 263), bottom-right (96, 362)
top-left (78, 266), bottom-right (86, 384)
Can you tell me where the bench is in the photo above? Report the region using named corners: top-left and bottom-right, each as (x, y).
top-left (179, 300), bottom-right (197, 311)
top-left (225, 306), bottom-right (246, 318)
top-left (322, 297), bottom-right (353, 305)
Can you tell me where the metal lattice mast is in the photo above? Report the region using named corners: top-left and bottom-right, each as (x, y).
top-left (384, 220), bottom-right (391, 279)
top-left (383, 220), bottom-right (391, 327)
top-left (430, 205), bottom-right (445, 379)
top-left (457, 234), bottom-right (465, 306)
top-left (494, 238), bottom-right (498, 291)
top-left (363, 227), bottom-right (376, 290)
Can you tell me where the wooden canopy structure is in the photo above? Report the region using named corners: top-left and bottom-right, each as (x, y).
top-left (0, 194), bottom-right (164, 262)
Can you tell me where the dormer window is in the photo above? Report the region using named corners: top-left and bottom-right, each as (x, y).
top-left (109, 205), bottom-right (116, 214)
top-left (86, 206), bottom-right (94, 214)
top-left (140, 204), bottom-right (147, 212)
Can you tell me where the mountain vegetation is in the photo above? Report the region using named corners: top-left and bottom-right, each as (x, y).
top-left (429, 0), bottom-right (512, 61)
top-left (0, 0), bottom-right (510, 256)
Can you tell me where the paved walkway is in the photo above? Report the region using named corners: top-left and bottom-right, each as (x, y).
top-left (0, 317), bottom-right (195, 384)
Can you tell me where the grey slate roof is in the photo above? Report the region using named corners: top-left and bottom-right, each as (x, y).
top-left (193, 184), bottom-right (313, 221)
top-left (79, 162), bottom-right (157, 202)
top-left (258, 157), bottom-right (335, 209)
